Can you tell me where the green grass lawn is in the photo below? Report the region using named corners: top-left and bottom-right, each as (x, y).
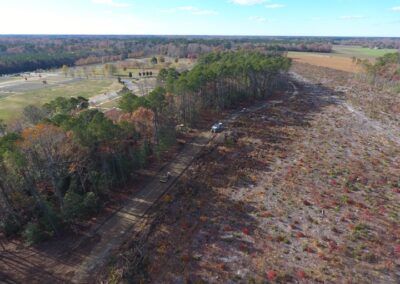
top-left (77, 57), bottom-right (194, 77)
top-left (0, 77), bottom-right (20, 83)
top-left (0, 79), bottom-right (121, 122)
top-left (0, 57), bottom-right (195, 123)
top-left (333, 45), bottom-right (398, 59)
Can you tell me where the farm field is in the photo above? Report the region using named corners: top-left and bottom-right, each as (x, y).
top-left (333, 45), bottom-right (399, 59)
top-left (0, 77), bottom-right (121, 122)
top-left (288, 51), bottom-right (362, 73)
top-left (288, 45), bottom-right (399, 73)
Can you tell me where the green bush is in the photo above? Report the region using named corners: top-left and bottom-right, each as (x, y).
top-left (89, 171), bottom-right (110, 196)
top-left (63, 190), bottom-right (99, 221)
top-left (83, 192), bottom-right (99, 215)
top-left (63, 190), bottom-right (85, 221)
top-left (0, 214), bottom-right (21, 237)
top-left (38, 203), bottom-right (62, 233)
top-left (157, 125), bottom-right (176, 155)
top-left (23, 222), bottom-right (50, 244)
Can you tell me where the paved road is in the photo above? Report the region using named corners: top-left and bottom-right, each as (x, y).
top-left (121, 79), bottom-right (137, 92)
top-left (90, 78), bottom-right (154, 107)
top-left (89, 91), bottom-right (119, 106)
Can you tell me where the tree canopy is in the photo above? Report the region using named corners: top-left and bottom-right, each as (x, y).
top-left (0, 50), bottom-right (291, 244)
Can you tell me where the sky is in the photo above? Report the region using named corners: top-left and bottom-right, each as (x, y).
top-left (0, 0), bottom-right (399, 36)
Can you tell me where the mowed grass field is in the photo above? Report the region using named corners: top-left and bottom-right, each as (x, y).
top-left (288, 45), bottom-right (398, 73)
top-left (0, 78), bottom-right (121, 122)
top-left (0, 57), bottom-right (195, 123)
top-left (333, 45), bottom-right (398, 58)
top-left (82, 57), bottom-right (195, 77)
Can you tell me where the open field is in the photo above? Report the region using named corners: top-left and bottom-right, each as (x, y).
top-left (0, 78), bottom-right (121, 122)
top-left (0, 57), bottom-right (194, 123)
top-left (288, 51), bottom-right (362, 73)
top-left (288, 45), bottom-right (399, 73)
top-left (333, 45), bottom-right (399, 59)
top-left (72, 57), bottom-right (195, 78)
top-left (0, 57), bottom-right (193, 123)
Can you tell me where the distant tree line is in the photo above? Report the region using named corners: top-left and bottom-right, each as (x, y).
top-left (335, 38), bottom-right (400, 50)
top-left (0, 52), bottom-right (79, 75)
top-left (266, 43), bottom-right (332, 53)
top-left (0, 35), bottom-right (334, 75)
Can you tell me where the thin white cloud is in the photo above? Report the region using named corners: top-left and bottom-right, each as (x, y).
top-left (91, 0), bottom-right (130, 8)
top-left (391, 6), bottom-right (400, 11)
top-left (249, 16), bottom-right (268, 22)
top-left (340, 15), bottom-right (366, 20)
top-left (231, 0), bottom-right (267, 5)
top-left (161, 6), bottom-right (218, 16)
top-left (265, 4), bottom-right (285, 9)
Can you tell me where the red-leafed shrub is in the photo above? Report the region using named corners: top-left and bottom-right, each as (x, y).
top-left (297, 270), bottom-right (306, 279)
top-left (394, 245), bottom-right (400, 255)
top-left (266, 270), bottom-right (277, 281)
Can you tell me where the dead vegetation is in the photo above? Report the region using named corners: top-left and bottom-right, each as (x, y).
top-left (102, 66), bottom-right (400, 283)
top-left (291, 62), bottom-right (400, 126)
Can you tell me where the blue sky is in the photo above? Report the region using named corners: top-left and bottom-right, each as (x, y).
top-left (0, 0), bottom-right (399, 36)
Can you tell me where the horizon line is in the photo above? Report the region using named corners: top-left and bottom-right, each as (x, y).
top-left (1, 34), bottom-right (400, 39)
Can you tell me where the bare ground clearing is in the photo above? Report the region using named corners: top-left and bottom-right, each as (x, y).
top-left (103, 66), bottom-right (400, 283)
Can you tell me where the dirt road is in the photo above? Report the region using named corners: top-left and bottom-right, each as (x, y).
top-left (71, 132), bottom-right (213, 283)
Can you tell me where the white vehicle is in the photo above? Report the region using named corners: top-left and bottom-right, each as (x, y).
top-left (211, 122), bottom-right (224, 133)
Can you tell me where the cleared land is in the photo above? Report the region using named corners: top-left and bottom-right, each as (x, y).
top-left (103, 63), bottom-right (400, 283)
